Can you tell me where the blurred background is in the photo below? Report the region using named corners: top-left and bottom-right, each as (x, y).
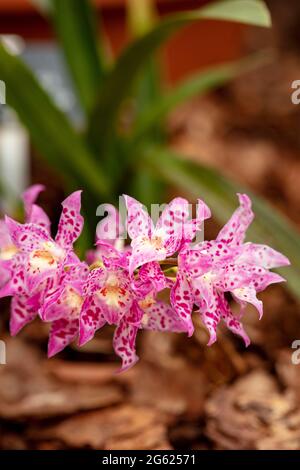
top-left (0, 0), bottom-right (300, 450)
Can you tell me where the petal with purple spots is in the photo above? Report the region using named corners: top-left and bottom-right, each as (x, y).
top-left (55, 191), bottom-right (83, 249)
top-left (237, 242), bottom-right (290, 269)
top-left (217, 194), bottom-right (254, 246)
top-left (170, 272), bottom-right (194, 336)
top-left (113, 319), bottom-right (139, 373)
top-left (142, 300), bottom-right (189, 333)
top-left (79, 296), bottom-right (106, 346)
top-left (48, 318), bottom-right (79, 357)
top-left (10, 295), bottom-right (37, 336)
top-left (218, 294), bottom-right (250, 346)
top-left (124, 195), bottom-right (154, 239)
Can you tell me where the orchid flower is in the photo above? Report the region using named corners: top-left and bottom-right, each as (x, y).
top-left (124, 195), bottom-right (210, 275)
top-left (80, 254), bottom-right (189, 371)
top-left (0, 186), bottom-right (290, 372)
top-left (0, 191), bottom-right (83, 335)
top-left (40, 261), bottom-right (89, 357)
top-left (171, 194), bottom-right (290, 345)
top-left (0, 185), bottom-right (49, 287)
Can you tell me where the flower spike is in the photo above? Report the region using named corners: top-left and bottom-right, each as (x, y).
top-left (0, 187), bottom-right (290, 372)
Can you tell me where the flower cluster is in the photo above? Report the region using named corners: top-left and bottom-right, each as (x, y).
top-left (0, 186), bottom-right (290, 371)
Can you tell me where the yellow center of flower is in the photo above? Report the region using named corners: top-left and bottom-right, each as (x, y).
top-left (138, 294), bottom-right (156, 327)
top-left (65, 287), bottom-right (83, 315)
top-left (29, 242), bottom-right (65, 273)
top-left (141, 235), bottom-right (164, 251)
top-left (138, 294), bottom-right (156, 311)
top-left (96, 274), bottom-right (127, 308)
top-left (0, 244), bottom-right (18, 260)
top-left (29, 250), bottom-right (57, 272)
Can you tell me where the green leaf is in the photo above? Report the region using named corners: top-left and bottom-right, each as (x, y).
top-left (88, 0), bottom-right (270, 152)
top-left (144, 148), bottom-right (300, 300)
top-left (199, 0), bottom-right (270, 26)
top-left (0, 42), bottom-right (110, 199)
top-left (51, 0), bottom-right (107, 115)
top-left (133, 52), bottom-right (271, 140)
top-left (130, 170), bottom-right (165, 208)
top-left (127, 0), bottom-right (164, 145)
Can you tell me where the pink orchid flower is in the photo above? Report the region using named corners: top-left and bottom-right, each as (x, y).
top-left (0, 191), bottom-right (84, 335)
top-left (39, 261), bottom-right (89, 357)
top-left (171, 194), bottom-right (290, 345)
top-left (124, 195), bottom-right (210, 275)
top-left (0, 185), bottom-right (49, 287)
top-left (0, 186), bottom-right (291, 373)
top-left (80, 254), bottom-right (188, 371)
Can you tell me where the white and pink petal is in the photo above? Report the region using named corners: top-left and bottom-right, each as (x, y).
top-left (142, 300), bottom-right (190, 333)
top-left (124, 195), bottom-right (154, 240)
top-left (170, 272), bottom-right (194, 336)
top-left (55, 191), bottom-right (83, 249)
top-left (10, 295), bottom-right (37, 336)
top-left (217, 193), bottom-right (254, 246)
top-left (113, 319), bottom-right (139, 373)
top-left (48, 318), bottom-right (79, 357)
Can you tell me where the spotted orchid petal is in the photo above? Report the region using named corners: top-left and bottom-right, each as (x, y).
top-left (0, 220), bottom-right (13, 251)
top-left (41, 263), bottom-right (88, 321)
top-left (0, 263), bottom-right (10, 289)
top-left (216, 263), bottom-right (285, 292)
top-left (192, 240), bottom-right (241, 265)
top-left (113, 318), bottom-right (139, 372)
top-left (155, 197), bottom-right (192, 254)
top-left (217, 194), bottom-right (254, 246)
top-left (22, 184), bottom-right (50, 230)
top-left (0, 221), bottom-right (17, 286)
top-left (141, 300), bottom-right (189, 333)
top-left (218, 294), bottom-right (250, 346)
top-left (136, 262), bottom-right (167, 294)
top-left (48, 318), bottom-right (79, 357)
top-left (55, 191), bottom-right (83, 249)
top-left (124, 195), bottom-right (154, 239)
top-left (22, 184), bottom-right (45, 219)
top-left (28, 204), bottom-right (51, 231)
top-left (128, 236), bottom-right (167, 275)
top-left (197, 199), bottom-right (211, 223)
top-left (179, 199), bottom-right (211, 251)
top-left (194, 280), bottom-right (220, 346)
top-left (79, 296), bottom-right (106, 346)
top-left (171, 272), bottom-right (194, 336)
top-left (237, 242), bottom-right (290, 269)
top-left (232, 285), bottom-right (263, 319)
top-left (5, 217), bottom-right (51, 253)
top-left (0, 253), bottom-right (27, 298)
top-left (10, 294), bottom-right (38, 336)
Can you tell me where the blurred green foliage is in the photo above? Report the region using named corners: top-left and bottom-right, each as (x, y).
top-left (0, 0), bottom-right (299, 299)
